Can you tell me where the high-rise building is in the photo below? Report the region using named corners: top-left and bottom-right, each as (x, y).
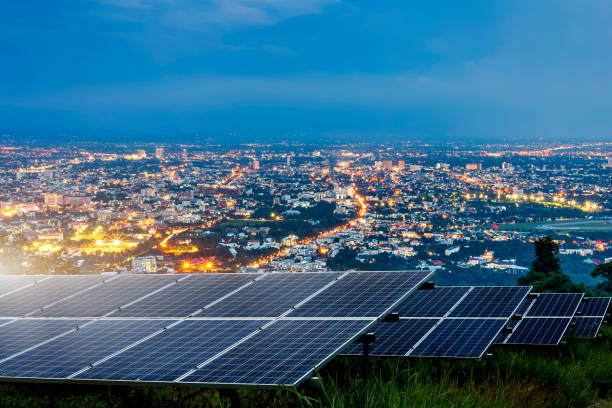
top-left (155, 147), bottom-right (164, 159)
top-left (383, 160), bottom-right (393, 170)
top-left (182, 148), bottom-right (189, 162)
top-left (465, 163), bottom-right (482, 170)
top-left (252, 159), bottom-right (260, 170)
top-left (137, 149), bottom-right (146, 159)
top-left (397, 160), bottom-right (405, 170)
top-left (607, 156), bottom-right (612, 168)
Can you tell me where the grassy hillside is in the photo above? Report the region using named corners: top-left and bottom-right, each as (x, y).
top-left (1, 326), bottom-right (610, 408)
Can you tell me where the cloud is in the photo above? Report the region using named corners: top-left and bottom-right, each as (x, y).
top-left (93, 0), bottom-right (339, 29)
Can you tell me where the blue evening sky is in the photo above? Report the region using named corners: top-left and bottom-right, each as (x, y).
top-left (1, 1), bottom-right (611, 143)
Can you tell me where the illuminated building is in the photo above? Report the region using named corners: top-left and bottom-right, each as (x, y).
top-left (132, 256), bottom-right (157, 273)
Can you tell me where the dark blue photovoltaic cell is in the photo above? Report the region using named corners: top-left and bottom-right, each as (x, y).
top-left (344, 319), bottom-right (439, 356)
top-left (0, 275), bottom-right (104, 317)
top-left (515, 297), bottom-right (535, 315)
top-left (409, 319), bottom-right (506, 358)
top-left (525, 293), bottom-right (583, 317)
top-left (0, 276), bottom-right (41, 297)
top-left (0, 319), bottom-right (172, 379)
top-left (199, 273), bottom-right (340, 317)
top-left (33, 274), bottom-right (181, 317)
top-left (75, 320), bottom-right (265, 382)
top-left (577, 298), bottom-right (610, 317)
top-left (572, 317), bottom-right (604, 338)
top-left (288, 271), bottom-right (430, 317)
top-left (394, 287), bottom-right (470, 317)
top-left (111, 274), bottom-right (256, 317)
top-left (505, 318), bottom-right (571, 345)
top-left (181, 319), bottom-right (371, 386)
top-left (449, 287), bottom-right (530, 318)
top-left (0, 319), bottom-right (88, 360)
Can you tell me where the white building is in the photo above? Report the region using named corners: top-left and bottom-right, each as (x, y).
top-left (132, 256), bottom-right (157, 273)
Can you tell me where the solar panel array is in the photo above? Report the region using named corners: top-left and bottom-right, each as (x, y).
top-left (0, 274), bottom-right (608, 388)
top-left (346, 286), bottom-right (530, 358)
top-left (572, 297), bottom-right (610, 338)
top-left (497, 293), bottom-right (583, 345)
top-left (0, 271), bottom-right (431, 389)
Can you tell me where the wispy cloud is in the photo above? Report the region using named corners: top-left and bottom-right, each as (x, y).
top-left (93, 0), bottom-right (339, 29)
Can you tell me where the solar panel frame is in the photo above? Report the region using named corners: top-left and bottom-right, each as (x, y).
top-left (408, 318), bottom-right (508, 358)
top-left (496, 293), bottom-right (585, 345)
top-left (571, 316), bottom-right (606, 338)
top-left (31, 274), bottom-right (184, 317)
top-left (0, 319), bottom-right (89, 360)
top-left (577, 297), bottom-right (611, 317)
top-left (287, 271), bottom-right (432, 318)
top-left (110, 273), bottom-right (260, 318)
top-left (393, 287), bottom-right (471, 317)
top-left (197, 273), bottom-right (341, 318)
top-left (0, 275), bottom-right (48, 298)
top-left (344, 285), bottom-right (531, 359)
top-left (0, 275), bottom-right (106, 317)
top-left (73, 319), bottom-right (267, 383)
top-left (178, 318), bottom-right (375, 389)
top-left (523, 293), bottom-right (583, 317)
top-left (343, 318), bottom-right (440, 356)
top-left (502, 317), bottom-right (572, 345)
top-left (0, 270), bottom-right (433, 390)
top-left (0, 319), bottom-right (174, 380)
top-left (448, 286), bottom-right (532, 318)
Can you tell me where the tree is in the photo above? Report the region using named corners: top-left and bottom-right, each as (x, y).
top-left (591, 262), bottom-right (612, 295)
top-left (517, 236), bottom-right (584, 293)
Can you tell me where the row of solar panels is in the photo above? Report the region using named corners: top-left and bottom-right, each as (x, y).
top-left (345, 288), bottom-right (609, 359)
top-left (0, 271), bottom-right (432, 388)
top-left (0, 273), bottom-right (609, 389)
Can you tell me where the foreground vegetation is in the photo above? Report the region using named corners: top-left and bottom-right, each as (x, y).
top-left (1, 326), bottom-right (610, 408)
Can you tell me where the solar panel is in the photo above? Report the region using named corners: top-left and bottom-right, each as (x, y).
top-left (32, 274), bottom-right (182, 317)
top-left (111, 274), bottom-right (256, 317)
top-left (0, 271), bottom-right (432, 389)
top-left (449, 287), bottom-right (531, 318)
top-left (180, 319), bottom-right (372, 387)
top-left (524, 293), bottom-right (583, 317)
top-left (288, 271), bottom-right (431, 318)
top-left (503, 317), bottom-right (571, 345)
top-left (409, 319), bottom-right (507, 358)
top-left (571, 317), bottom-right (605, 338)
top-left (74, 320), bottom-right (266, 382)
top-left (0, 275), bottom-right (43, 297)
top-left (199, 273), bottom-right (340, 317)
top-left (343, 285), bottom-right (530, 359)
top-left (0, 319), bottom-right (172, 379)
top-left (394, 287), bottom-right (470, 317)
top-left (577, 297), bottom-right (611, 317)
top-left (344, 319), bottom-right (439, 356)
top-left (514, 297), bottom-right (535, 315)
top-left (0, 275), bottom-right (104, 317)
top-left (0, 319), bottom-right (88, 360)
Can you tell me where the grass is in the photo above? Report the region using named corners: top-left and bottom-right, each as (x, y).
top-left (0, 326), bottom-right (610, 408)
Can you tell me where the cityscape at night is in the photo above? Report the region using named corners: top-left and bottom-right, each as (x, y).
top-left (1, 141), bottom-right (610, 287)
top-left (2, 1), bottom-right (612, 407)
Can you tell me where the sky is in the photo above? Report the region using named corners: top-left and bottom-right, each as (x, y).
top-left (1, 0), bottom-right (611, 143)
